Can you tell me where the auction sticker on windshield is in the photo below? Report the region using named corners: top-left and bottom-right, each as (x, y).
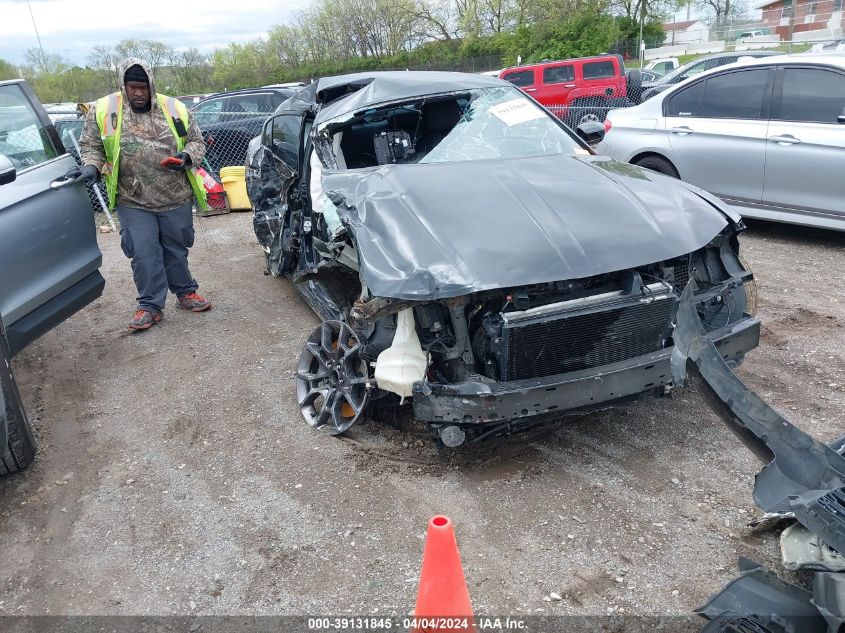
top-left (489, 98), bottom-right (545, 126)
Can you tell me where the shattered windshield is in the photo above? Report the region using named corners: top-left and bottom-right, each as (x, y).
top-left (316, 86), bottom-right (581, 169)
top-left (420, 87), bottom-right (577, 163)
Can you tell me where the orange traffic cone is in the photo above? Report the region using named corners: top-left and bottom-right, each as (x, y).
top-left (413, 516), bottom-right (476, 633)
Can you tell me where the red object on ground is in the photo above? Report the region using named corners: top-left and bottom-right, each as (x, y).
top-left (413, 516), bottom-right (476, 633)
top-left (196, 167), bottom-right (227, 210)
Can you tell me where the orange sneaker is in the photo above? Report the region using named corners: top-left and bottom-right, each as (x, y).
top-left (177, 292), bottom-right (212, 312)
top-left (128, 309), bottom-right (162, 331)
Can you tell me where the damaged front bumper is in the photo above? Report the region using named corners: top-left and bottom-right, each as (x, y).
top-left (672, 281), bottom-right (845, 557)
top-left (411, 314), bottom-right (760, 425)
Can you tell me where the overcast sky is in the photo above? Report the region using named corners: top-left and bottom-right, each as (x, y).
top-left (2, 0), bottom-right (299, 65)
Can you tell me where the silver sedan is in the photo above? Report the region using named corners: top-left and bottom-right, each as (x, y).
top-left (599, 52), bottom-right (845, 231)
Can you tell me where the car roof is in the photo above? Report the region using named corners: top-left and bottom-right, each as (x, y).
top-left (500, 55), bottom-right (620, 72)
top-left (195, 87), bottom-right (294, 102)
top-left (728, 50), bottom-right (845, 69)
top-left (306, 70), bottom-right (507, 123)
top-left (641, 51), bottom-right (845, 105)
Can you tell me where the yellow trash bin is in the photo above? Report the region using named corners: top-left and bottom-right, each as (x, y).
top-left (219, 166), bottom-right (250, 210)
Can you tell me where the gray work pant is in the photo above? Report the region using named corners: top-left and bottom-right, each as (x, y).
top-left (116, 204), bottom-right (198, 313)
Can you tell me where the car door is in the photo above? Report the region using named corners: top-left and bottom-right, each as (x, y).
top-left (501, 68), bottom-right (538, 98)
top-left (664, 66), bottom-right (774, 204)
top-left (761, 65), bottom-right (845, 219)
top-left (535, 63), bottom-right (575, 107)
top-left (0, 81), bottom-right (103, 355)
top-left (249, 112), bottom-right (305, 275)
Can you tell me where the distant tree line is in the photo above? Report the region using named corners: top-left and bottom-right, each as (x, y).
top-left (0, 0), bottom-right (741, 103)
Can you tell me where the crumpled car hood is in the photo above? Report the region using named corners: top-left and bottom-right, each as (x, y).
top-left (323, 154), bottom-right (729, 300)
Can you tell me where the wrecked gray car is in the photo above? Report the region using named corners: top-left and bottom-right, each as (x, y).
top-left (246, 71), bottom-right (761, 445)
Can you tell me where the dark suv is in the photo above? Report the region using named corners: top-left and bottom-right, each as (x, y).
top-left (0, 80), bottom-right (104, 475)
top-left (190, 87), bottom-right (296, 177)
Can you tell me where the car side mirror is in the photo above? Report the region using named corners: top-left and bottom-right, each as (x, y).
top-left (0, 154), bottom-right (15, 186)
top-left (576, 120), bottom-right (605, 146)
top-left (838, 107), bottom-right (845, 124)
top-left (678, 75), bottom-right (688, 82)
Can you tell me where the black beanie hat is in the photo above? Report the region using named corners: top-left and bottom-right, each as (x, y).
top-left (124, 64), bottom-right (149, 84)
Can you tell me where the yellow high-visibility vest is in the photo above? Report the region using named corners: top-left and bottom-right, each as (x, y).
top-left (94, 92), bottom-right (208, 210)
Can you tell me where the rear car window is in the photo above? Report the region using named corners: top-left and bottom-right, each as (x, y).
top-left (777, 67), bottom-right (845, 123)
top-left (0, 84), bottom-right (58, 171)
top-left (698, 69), bottom-right (769, 119)
top-left (193, 98), bottom-right (224, 127)
top-left (543, 65), bottom-right (575, 84)
top-left (583, 61), bottom-right (616, 80)
top-left (502, 70), bottom-right (535, 87)
top-left (227, 94), bottom-right (274, 113)
top-left (665, 81), bottom-right (705, 116)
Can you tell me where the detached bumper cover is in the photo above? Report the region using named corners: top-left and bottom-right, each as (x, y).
top-left (696, 558), bottom-right (828, 633)
top-left (411, 314), bottom-right (760, 425)
top-left (672, 281), bottom-right (845, 556)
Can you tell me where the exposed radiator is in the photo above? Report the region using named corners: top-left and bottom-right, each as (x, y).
top-left (499, 283), bottom-right (674, 381)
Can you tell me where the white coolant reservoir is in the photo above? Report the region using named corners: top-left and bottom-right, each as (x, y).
top-left (374, 308), bottom-right (428, 403)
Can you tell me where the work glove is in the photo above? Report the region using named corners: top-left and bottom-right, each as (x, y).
top-left (160, 152), bottom-right (192, 171)
top-left (65, 164), bottom-right (99, 184)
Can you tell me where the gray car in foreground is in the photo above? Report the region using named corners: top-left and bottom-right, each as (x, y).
top-left (600, 53), bottom-right (845, 231)
top-left (247, 71), bottom-right (760, 446)
top-left (0, 79), bottom-right (104, 475)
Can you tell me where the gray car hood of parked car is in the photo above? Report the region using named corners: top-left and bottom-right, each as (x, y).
top-left (322, 154), bottom-right (732, 300)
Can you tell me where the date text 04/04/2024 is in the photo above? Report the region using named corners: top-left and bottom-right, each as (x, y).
top-left (307, 617), bottom-right (526, 630)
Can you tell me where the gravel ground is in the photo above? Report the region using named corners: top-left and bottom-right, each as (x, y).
top-left (0, 213), bottom-right (843, 621)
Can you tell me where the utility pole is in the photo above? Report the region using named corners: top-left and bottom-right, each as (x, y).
top-left (26, 0), bottom-right (46, 71)
top-left (639, 0), bottom-right (646, 66)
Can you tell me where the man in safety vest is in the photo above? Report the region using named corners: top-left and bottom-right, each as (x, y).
top-left (72, 58), bottom-right (212, 331)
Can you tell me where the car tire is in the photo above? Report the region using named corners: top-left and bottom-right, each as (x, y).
top-left (626, 70), bottom-right (642, 105)
top-left (1, 369), bottom-right (36, 476)
top-left (634, 155), bottom-right (680, 178)
top-left (566, 99), bottom-right (607, 128)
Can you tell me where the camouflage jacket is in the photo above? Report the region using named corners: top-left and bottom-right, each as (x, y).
top-left (79, 58), bottom-right (206, 212)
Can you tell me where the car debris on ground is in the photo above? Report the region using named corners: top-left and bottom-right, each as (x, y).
top-left (672, 281), bottom-right (845, 632)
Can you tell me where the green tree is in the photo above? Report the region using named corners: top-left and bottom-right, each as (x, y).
top-left (0, 59), bottom-right (19, 81)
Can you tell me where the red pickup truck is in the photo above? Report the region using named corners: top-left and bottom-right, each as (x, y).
top-left (499, 55), bottom-right (638, 127)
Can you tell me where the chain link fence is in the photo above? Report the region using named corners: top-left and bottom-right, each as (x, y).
top-left (190, 107), bottom-right (278, 181)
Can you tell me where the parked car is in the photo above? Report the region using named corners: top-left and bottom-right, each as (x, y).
top-left (0, 79), bottom-right (104, 475)
top-left (246, 70), bottom-right (759, 446)
top-left (645, 57), bottom-right (680, 75)
top-left (637, 51), bottom-right (781, 102)
top-left (499, 55), bottom-right (636, 126)
top-left (810, 38), bottom-right (845, 52)
top-left (737, 29), bottom-right (768, 41)
top-left (599, 53), bottom-right (845, 230)
top-left (635, 68), bottom-right (662, 83)
top-left (191, 87), bottom-right (297, 177)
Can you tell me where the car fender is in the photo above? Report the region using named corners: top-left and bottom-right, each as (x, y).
top-left (678, 181), bottom-right (745, 226)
